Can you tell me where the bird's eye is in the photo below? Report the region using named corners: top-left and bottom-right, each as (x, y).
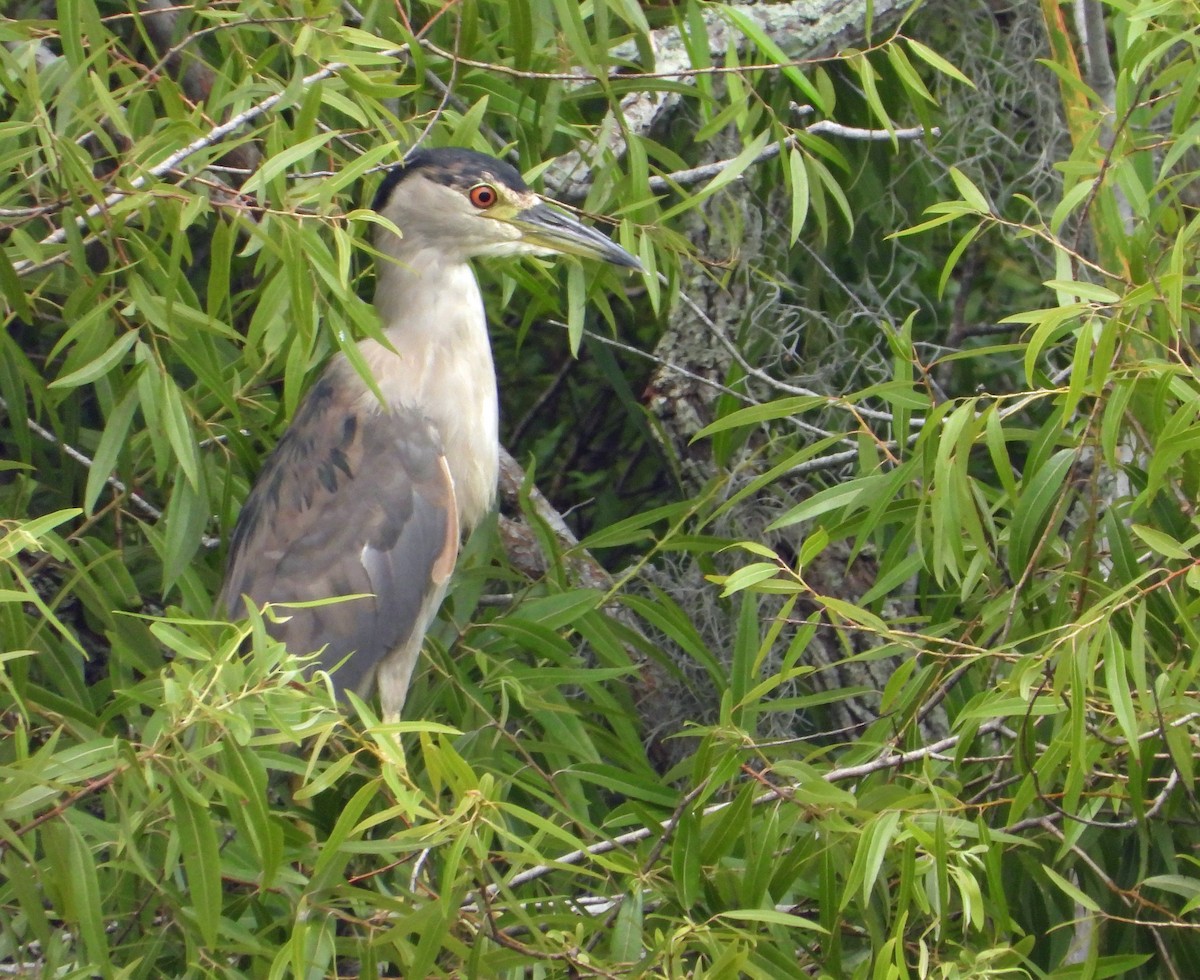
top-left (468, 184), bottom-right (498, 209)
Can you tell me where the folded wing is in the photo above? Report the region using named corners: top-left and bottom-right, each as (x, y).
top-left (220, 368), bottom-right (459, 702)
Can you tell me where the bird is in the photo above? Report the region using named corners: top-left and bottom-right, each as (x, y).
top-left (220, 147), bottom-right (641, 722)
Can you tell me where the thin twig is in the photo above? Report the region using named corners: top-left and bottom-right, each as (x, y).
top-left (644, 123), bottom-right (936, 194)
top-left (671, 276), bottom-right (927, 430)
top-left (582, 778), bottom-right (711, 953)
top-left (417, 36), bottom-right (882, 84)
top-left (0, 395), bottom-right (203, 536)
top-left (472, 718), bottom-right (1006, 904)
top-left (548, 321), bottom-right (754, 406)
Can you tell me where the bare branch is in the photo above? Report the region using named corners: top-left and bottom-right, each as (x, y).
top-left (0, 395), bottom-right (220, 548)
top-left (472, 718), bottom-right (1006, 903)
top-left (644, 124), bottom-right (937, 196)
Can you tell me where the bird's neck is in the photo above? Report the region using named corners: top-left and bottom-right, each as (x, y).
top-left (366, 243), bottom-right (501, 529)
top-left (374, 244), bottom-right (478, 341)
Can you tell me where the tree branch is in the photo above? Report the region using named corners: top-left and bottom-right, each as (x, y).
top-left (471, 718), bottom-right (1007, 904)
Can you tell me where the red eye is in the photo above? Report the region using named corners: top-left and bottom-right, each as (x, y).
top-left (469, 184), bottom-right (498, 209)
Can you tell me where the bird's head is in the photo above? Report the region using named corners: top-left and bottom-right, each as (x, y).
top-left (372, 147), bottom-right (641, 270)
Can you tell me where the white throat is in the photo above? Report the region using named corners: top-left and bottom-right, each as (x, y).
top-left (364, 238), bottom-right (501, 530)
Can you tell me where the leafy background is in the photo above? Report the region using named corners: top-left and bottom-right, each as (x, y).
top-left (2, 0), bottom-right (1199, 976)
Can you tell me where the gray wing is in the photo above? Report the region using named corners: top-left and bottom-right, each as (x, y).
top-left (220, 367), bottom-right (459, 699)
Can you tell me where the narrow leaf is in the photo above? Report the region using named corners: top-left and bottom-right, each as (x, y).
top-left (170, 779), bottom-right (222, 948)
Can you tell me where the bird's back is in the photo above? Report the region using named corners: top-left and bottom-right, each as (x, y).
top-left (220, 362), bottom-right (459, 700)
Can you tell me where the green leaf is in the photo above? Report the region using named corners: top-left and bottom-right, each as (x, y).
top-left (769, 476), bottom-right (887, 530)
top-left (83, 380), bottom-right (141, 514)
top-left (1009, 448), bottom-right (1075, 574)
top-left (905, 37), bottom-right (975, 88)
top-left (722, 7), bottom-right (828, 110)
top-left (947, 166), bottom-right (992, 213)
top-left (660, 130), bottom-right (772, 222)
top-left (219, 739), bottom-right (282, 890)
top-left (48, 330), bottom-right (137, 389)
top-left (159, 374), bottom-right (201, 491)
top-left (717, 908), bottom-right (826, 932)
top-left (842, 808), bottom-right (899, 909)
top-left (170, 777), bottom-right (223, 948)
top-left (1008, 303), bottom-right (1085, 383)
top-left (939, 222), bottom-right (983, 298)
top-left (1042, 278), bottom-right (1122, 304)
top-left (311, 781), bottom-right (379, 886)
top-left (610, 890), bottom-right (644, 962)
top-left (1041, 864), bottom-right (1102, 913)
top-left (713, 561), bottom-right (785, 596)
top-left (671, 809), bottom-right (702, 909)
top-left (621, 589), bottom-right (728, 690)
top-left (886, 43), bottom-right (938, 105)
top-left (787, 146), bottom-right (810, 244)
top-left (1129, 523), bottom-right (1190, 560)
top-left (566, 259), bottom-right (586, 354)
top-left (45, 819), bottom-right (111, 975)
top-left (581, 501), bottom-right (692, 550)
top-left (239, 131), bottom-right (339, 196)
top-left (849, 52), bottom-right (895, 140)
top-left (1141, 874), bottom-right (1200, 902)
top-left (0, 247), bottom-right (34, 322)
top-left (693, 396), bottom-right (826, 441)
top-left (158, 482), bottom-right (204, 596)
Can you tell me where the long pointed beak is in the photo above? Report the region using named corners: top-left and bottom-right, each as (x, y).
top-left (513, 202), bottom-right (643, 271)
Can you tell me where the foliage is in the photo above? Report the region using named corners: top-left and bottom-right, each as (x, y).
top-left (1, 0), bottom-right (1199, 977)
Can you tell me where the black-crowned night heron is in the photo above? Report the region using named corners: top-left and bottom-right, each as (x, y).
top-left (220, 147), bottom-right (640, 721)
